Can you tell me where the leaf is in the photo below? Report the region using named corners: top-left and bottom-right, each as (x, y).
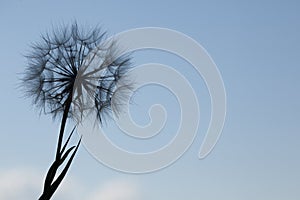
top-left (60, 146), bottom-right (76, 165)
top-left (50, 138), bottom-right (81, 195)
top-left (43, 160), bottom-right (59, 192)
top-left (60, 126), bottom-right (76, 155)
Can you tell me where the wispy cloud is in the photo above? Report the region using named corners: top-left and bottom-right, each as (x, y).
top-left (87, 179), bottom-right (140, 200)
top-left (0, 168), bottom-right (40, 200)
top-left (0, 168), bottom-right (140, 200)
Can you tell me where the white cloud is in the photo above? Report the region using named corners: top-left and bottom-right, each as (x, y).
top-left (0, 168), bottom-right (140, 200)
top-left (87, 179), bottom-right (140, 200)
top-left (0, 168), bottom-right (41, 200)
top-left (0, 167), bottom-right (85, 200)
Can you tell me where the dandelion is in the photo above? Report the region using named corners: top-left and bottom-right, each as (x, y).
top-left (22, 22), bottom-right (131, 200)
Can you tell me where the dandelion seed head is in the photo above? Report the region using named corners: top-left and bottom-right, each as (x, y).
top-left (22, 22), bottom-right (132, 123)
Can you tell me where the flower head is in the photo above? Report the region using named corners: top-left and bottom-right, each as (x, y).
top-left (22, 22), bottom-right (131, 122)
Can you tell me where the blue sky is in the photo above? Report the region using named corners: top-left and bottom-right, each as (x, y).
top-left (0, 0), bottom-right (299, 199)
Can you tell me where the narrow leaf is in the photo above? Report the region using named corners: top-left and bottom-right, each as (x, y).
top-left (61, 126), bottom-right (76, 155)
top-left (43, 160), bottom-right (59, 192)
top-left (60, 146), bottom-right (76, 165)
top-left (50, 138), bottom-right (81, 194)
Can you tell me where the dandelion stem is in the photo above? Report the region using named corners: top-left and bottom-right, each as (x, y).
top-left (56, 92), bottom-right (72, 161)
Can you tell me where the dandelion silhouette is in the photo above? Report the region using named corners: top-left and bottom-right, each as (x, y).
top-left (22, 22), bottom-right (131, 200)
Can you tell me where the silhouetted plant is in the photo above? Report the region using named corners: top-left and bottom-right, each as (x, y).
top-left (22, 22), bottom-right (131, 200)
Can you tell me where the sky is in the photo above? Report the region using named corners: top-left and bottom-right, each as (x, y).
top-left (0, 0), bottom-right (300, 199)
